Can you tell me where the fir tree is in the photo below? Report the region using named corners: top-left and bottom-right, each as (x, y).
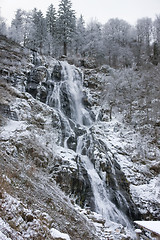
top-left (0, 16), bottom-right (7, 35)
top-left (57, 0), bottom-right (76, 56)
top-left (10, 9), bottom-right (24, 44)
top-left (32, 9), bottom-right (46, 53)
top-left (46, 4), bottom-right (57, 38)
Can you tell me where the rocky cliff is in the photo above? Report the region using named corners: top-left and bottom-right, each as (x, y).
top-left (0, 34), bottom-right (159, 240)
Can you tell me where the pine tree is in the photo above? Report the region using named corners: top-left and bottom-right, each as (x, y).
top-left (32, 8), bottom-right (46, 53)
top-left (10, 9), bottom-right (24, 43)
top-left (57, 0), bottom-right (76, 56)
top-left (45, 4), bottom-right (57, 56)
top-left (0, 16), bottom-right (7, 35)
top-left (46, 4), bottom-right (57, 38)
top-left (22, 11), bottom-right (34, 47)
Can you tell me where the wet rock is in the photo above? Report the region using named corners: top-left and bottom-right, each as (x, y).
top-left (21, 211), bottom-right (34, 222)
top-left (0, 103), bottom-right (18, 121)
top-left (51, 62), bottom-right (62, 81)
top-left (26, 66), bottom-right (48, 99)
top-left (0, 191), bottom-right (3, 199)
top-left (150, 162), bottom-right (160, 173)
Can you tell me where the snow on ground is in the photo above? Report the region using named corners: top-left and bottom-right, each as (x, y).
top-left (75, 205), bottom-right (136, 240)
top-left (50, 228), bottom-right (71, 240)
top-left (0, 74), bottom-right (159, 238)
top-left (0, 189), bottom-right (72, 240)
top-left (54, 146), bottom-right (78, 170)
top-left (0, 186), bottom-right (133, 240)
top-left (1, 120), bottom-right (28, 140)
top-left (134, 221), bottom-right (160, 235)
top-left (130, 175), bottom-right (160, 202)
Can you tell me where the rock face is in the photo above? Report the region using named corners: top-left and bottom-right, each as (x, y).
top-left (0, 103), bottom-right (18, 121)
top-left (0, 81), bottom-right (99, 240)
top-left (0, 34), bottom-right (160, 239)
top-left (23, 53), bottom-right (140, 224)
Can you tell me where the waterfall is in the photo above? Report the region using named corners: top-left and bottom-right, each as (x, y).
top-left (45, 61), bottom-right (134, 227)
top-left (61, 62), bottom-right (84, 125)
top-left (76, 133), bottom-right (131, 227)
top-left (47, 61), bottom-right (92, 125)
top-left (82, 155), bottom-right (128, 224)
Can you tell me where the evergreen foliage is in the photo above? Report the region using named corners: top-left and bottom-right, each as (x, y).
top-left (57, 0), bottom-right (76, 55)
top-left (46, 4), bottom-right (57, 37)
top-left (9, 9), bottom-right (24, 43)
top-left (1, 0), bottom-right (160, 66)
top-left (0, 16), bottom-right (7, 36)
top-left (32, 9), bottom-right (46, 53)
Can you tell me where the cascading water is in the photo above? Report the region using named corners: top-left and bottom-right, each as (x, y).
top-left (47, 61), bottom-right (92, 125)
top-left (61, 62), bottom-right (84, 125)
top-left (76, 131), bottom-right (131, 228)
top-left (45, 60), bottom-right (134, 228)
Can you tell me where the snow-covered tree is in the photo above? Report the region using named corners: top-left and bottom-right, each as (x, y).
top-left (57, 0), bottom-right (76, 56)
top-left (153, 15), bottom-right (160, 64)
top-left (2, 3), bottom-right (159, 67)
top-left (45, 4), bottom-right (57, 56)
top-left (119, 68), bottom-right (139, 122)
top-left (136, 18), bottom-right (152, 60)
top-left (101, 70), bottom-right (123, 120)
top-left (85, 20), bottom-right (104, 64)
top-left (103, 18), bottom-right (133, 67)
top-left (9, 9), bottom-right (24, 44)
top-left (46, 4), bottom-right (57, 38)
top-left (0, 16), bottom-right (7, 35)
top-left (32, 9), bottom-right (46, 53)
top-left (73, 15), bottom-right (86, 57)
top-left (139, 67), bottom-right (160, 124)
top-left (22, 11), bottom-right (34, 47)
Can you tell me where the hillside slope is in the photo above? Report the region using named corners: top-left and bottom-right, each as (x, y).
top-left (0, 34), bottom-right (159, 239)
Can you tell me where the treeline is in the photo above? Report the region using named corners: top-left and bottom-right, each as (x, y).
top-left (0, 0), bottom-right (160, 68)
top-left (100, 66), bottom-right (160, 125)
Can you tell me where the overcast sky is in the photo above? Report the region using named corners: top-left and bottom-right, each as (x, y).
top-left (0, 0), bottom-right (160, 26)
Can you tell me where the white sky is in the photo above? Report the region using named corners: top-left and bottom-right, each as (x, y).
top-left (0, 0), bottom-right (160, 26)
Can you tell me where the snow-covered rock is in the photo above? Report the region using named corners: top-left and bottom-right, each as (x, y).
top-left (50, 228), bottom-right (71, 240)
top-left (0, 35), bottom-right (160, 240)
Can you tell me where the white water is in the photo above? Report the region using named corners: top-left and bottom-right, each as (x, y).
top-left (48, 61), bottom-right (132, 227)
top-left (61, 62), bottom-right (84, 125)
top-left (47, 82), bottom-right (62, 110)
top-left (76, 134), bottom-right (131, 227)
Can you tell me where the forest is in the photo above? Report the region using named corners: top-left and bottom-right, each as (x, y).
top-left (0, 0), bottom-right (160, 68)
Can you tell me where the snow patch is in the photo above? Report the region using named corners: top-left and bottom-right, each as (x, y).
top-left (130, 175), bottom-right (160, 203)
top-left (1, 120), bottom-right (27, 139)
top-left (134, 221), bottom-right (160, 235)
top-left (50, 228), bottom-right (71, 240)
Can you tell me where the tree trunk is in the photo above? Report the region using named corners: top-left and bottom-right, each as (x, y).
top-left (109, 105), bottom-right (113, 120)
top-left (63, 41), bottom-right (67, 56)
top-left (109, 101), bottom-right (114, 121)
